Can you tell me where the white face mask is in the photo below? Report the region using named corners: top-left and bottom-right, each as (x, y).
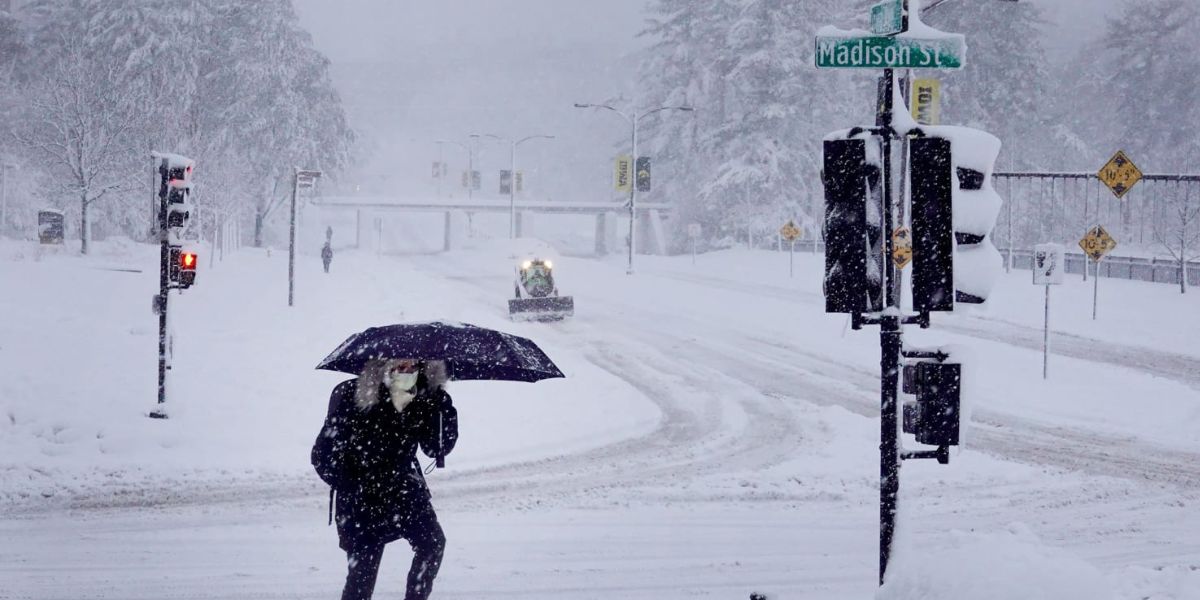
top-left (385, 371), bottom-right (419, 412)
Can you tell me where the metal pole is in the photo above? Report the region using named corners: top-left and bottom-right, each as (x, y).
top-left (1043, 284), bottom-right (1050, 379)
top-left (510, 141), bottom-right (517, 239)
top-left (468, 142), bottom-right (474, 202)
top-left (878, 66), bottom-right (900, 587)
top-left (288, 167), bottom-right (298, 307)
top-left (1006, 173), bottom-right (1014, 273)
top-left (152, 158), bottom-right (169, 419)
top-left (1092, 257), bottom-right (1100, 320)
top-left (0, 164), bottom-right (8, 238)
top-left (789, 241), bottom-right (795, 278)
top-left (628, 114), bottom-right (638, 275)
top-left (692, 236), bottom-right (696, 265)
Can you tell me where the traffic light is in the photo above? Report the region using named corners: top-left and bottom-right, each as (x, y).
top-left (162, 161), bottom-right (194, 244)
top-left (499, 170), bottom-right (512, 194)
top-left (901, 361), bottom-right (961, 447)
top-left (168, 247), bottom-right (198, 288)
top-left (909, 127), bottom-right (1003, 310)
top-left (822, 137), bottom-right (884, 314)
top-left (636, 156), bottom-right (651, 192)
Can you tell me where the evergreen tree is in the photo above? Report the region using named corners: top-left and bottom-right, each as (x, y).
top-left (920, 0), bottom-right (1053, 169)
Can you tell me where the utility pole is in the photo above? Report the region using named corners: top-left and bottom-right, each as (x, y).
top-left (574, 102), bottom-right (694, 274)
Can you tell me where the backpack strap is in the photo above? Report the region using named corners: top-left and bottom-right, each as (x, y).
top-left (328, 487), bottom-right (335, 526)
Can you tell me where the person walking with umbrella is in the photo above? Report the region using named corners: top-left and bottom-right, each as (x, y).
top-left (312, 321), bottom-right (565, 600)
top-left (312, 357), bottom-right (458, 600)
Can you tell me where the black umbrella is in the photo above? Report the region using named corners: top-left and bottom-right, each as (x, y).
top-left (315, 321), bottom-right (565, 382)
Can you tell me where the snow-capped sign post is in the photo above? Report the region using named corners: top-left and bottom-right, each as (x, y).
top-left (1033, 243), bottom-right (1065, 379)
top-left (817, 0), bottom-right (1003, 587)
top-left (688, 222), bottom-right (702, 265)
top-left (149, 152), bottom-right (196, 419)
top-left (1079, 225), bottom-right (1118, 320)
top-left (780, 220), bottom-right (802, 277)
top-left (289, 168), bottom-right (322, 307)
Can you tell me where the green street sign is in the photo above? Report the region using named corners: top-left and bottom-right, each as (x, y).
top-left (815, 35), bottom-right (965, 69)
top-left (870, 0), bottom-right (904, 36)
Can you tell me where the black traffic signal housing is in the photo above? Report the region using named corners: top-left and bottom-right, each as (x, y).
top-left (909, 136), bottom-right (954, 312)
top-left (822, 138), bottom-right (883, 314)
top-left (168, 246), bottom-right (198, 289)
top-left (902, 361), bottom-right (961, 448)
top-left (909, 128), bottom-right (1004, 311)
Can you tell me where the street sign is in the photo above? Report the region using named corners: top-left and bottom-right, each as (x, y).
top-left (614, 155), bottom-right (632, 192)
top-left (688, 223), bottom-right (702, 238)
top-left (1033, 243), bottom-right (1065, 285)
top-left (1078, 226), bottom-right (1118, 261)
top-left (910, 79), bottom-right (941, 125)
top-left (870, 0), bottom-right (904, 36)
top-left (499, 170), bottom-right (512, 195)
top-left (1097, 150), bottom-right (1143, 199)
top-left (891, 226), bottom-right (912, 268)
top-left (815, 35), bottom-right (965, 69)
top-left (780, 220), bottom-right (802, 242)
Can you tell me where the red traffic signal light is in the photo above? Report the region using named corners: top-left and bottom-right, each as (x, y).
top-left (180, 251), bottom-right (197, 270)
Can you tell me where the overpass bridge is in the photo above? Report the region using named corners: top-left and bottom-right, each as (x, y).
top-left (311, 196), bottom-right (674, 255)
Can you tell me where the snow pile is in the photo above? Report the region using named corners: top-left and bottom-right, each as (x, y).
top-left (879, 523), bottom-right (1111, 600)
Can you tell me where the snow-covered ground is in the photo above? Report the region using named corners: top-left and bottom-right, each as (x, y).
top-left (2, 238), bottom-right (1199, 599)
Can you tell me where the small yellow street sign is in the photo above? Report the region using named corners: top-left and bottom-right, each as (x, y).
top-left (892, 226), bottom-right (913, 268)
top-left (910, 78), bottom-right (941, 126)
top-left (614, 155), bottom-right (632, 192)
top-left (1097, 150), bottom-right (1143, 199)
top-left (1078, 225), bottom-right (1118, 261)
top-left (779, 220), bottom-right (802, 243)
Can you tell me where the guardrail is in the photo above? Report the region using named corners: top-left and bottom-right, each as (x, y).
top-left (773, 242), bottom-right (1197, 288)
top-left (1001, 248), bottom-right (1198, 287)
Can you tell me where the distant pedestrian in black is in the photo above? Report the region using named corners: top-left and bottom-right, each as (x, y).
top-left (312, 358), bottom-right (458, 600)
top-left (321, 242), bottom-right (334, 273)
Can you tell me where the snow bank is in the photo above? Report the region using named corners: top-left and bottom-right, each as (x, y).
top-left (879, 523), bottom-right (1112, 600)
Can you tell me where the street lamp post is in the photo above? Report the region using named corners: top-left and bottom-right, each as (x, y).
top-left (472, 133), bottom-right (555, 239)
top-left (574, 102), bottom-right (694, 274)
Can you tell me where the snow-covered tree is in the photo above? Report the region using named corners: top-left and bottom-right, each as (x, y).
top-left (1101, 0), bottom-right (1200, 173)
top-left (13, 39), bottom-right (144, 254)
top-left (1152, 180), bottom-right (1200, 294)
top-left (920, 0), bottom-right (1053, 169)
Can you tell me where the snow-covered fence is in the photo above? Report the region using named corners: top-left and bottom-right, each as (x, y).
top-left (1001, 248), bottom-right (1200, 288)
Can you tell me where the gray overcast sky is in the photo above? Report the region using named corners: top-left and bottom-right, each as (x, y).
top-left (292, 0), bottom-right (1122, 197)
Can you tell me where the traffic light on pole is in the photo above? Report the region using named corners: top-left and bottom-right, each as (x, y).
top-left (822, 137), bottom-right (884, 314)
top-left (164, 162), bottom-right (194, 244)
top-left (909, 127), bottom-right (1003, 311)
top-left (168, 246), bottom-right (198, 288)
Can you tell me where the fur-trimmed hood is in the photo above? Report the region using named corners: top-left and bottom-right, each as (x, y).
top-left (354, 359), bottom-right (448, 410)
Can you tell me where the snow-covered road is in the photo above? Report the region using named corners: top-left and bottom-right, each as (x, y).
top-left (3, 240), bottom-right (1199, 599)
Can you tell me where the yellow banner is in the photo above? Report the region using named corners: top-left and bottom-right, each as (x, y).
top-left (614, 155), bottom-right (632, 192)
top-left (911, 78), bottom-right (941, 126)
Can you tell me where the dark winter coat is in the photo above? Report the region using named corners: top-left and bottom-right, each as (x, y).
top-left (311, 377), bottom-right (458, 551)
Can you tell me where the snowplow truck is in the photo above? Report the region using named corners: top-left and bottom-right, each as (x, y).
top-left (508, 259), bottom-right (574, 321)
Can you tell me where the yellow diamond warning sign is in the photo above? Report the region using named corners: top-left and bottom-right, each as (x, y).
top-left (779, 220), bottom-right (802, 243)
top-left (1097, 151), bottom-right (1143, 199)
top-left (892, 226), bottom-right (912, 269)
top-left (1078, 225), bottom-right (1118, 261)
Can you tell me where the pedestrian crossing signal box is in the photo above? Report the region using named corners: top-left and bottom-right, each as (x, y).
top-left (902, 361), bottom-right (961, 452)
top-left (169, 246), bottom-right (198, 289)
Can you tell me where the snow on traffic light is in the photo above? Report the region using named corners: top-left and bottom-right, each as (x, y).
top-left (909, 126), bottom-right (1004, 311)
top-left (822, 136), bottom-right (884, 314)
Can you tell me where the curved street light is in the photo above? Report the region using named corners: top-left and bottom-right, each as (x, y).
top-left (471, 133), bottom-right (556, 239)
top-left (574, 102), bottom-right (694, 274)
